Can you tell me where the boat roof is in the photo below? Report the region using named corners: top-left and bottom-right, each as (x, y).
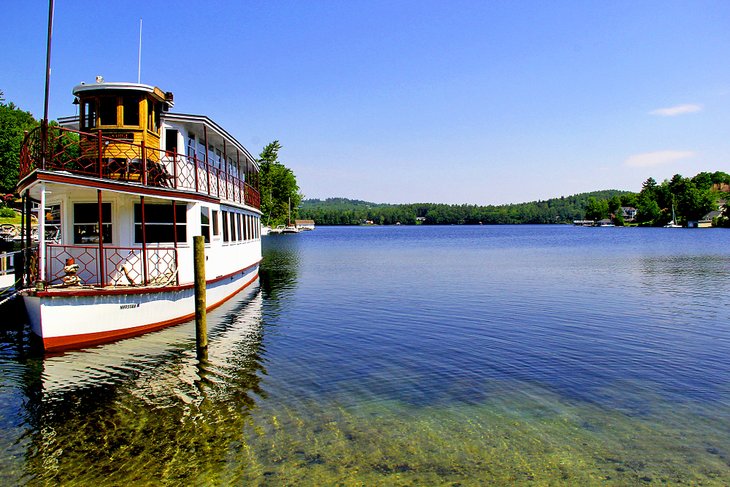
top-left (73, 81), bottom-right (172, 107)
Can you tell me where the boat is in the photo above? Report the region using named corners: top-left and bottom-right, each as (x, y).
top-left (281, 197), bottom-right (299, 233)
top-left (16, 79), bottom-right (262, 352)
top-left (664, 204), bottom-right (682, 228)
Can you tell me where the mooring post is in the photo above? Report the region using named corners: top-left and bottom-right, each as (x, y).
top-left (193, 235), bottom-right (208, 359)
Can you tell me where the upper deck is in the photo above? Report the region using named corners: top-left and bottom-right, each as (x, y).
top-left (18, 81), bottom-right (260, 209)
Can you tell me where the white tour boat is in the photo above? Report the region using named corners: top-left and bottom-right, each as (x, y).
top-left (16, 80), bottom-right (262, 352)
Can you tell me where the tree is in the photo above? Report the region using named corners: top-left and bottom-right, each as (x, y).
top-left (641, 177), bottom-right (657, 195)
top-left (584, 197), bottom-right (608, 221)
top-left (608, 195), bottom-right (622, 215)
top-left (620, 193), bottom-right (638, 208)
top-left (636, 193), bottom-right (661, 225)
top-left (0, 97), bottom-right (39, 193)
top-left (692, 172), bottom-right (713, 192)
top-left (257, 140), bottom-right (302, 226)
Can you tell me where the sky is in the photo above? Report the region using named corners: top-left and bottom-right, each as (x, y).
top-left (2, 0), bottom-right (730, 205)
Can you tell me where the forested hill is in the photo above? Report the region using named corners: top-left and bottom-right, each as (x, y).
top-left (300, 190), bottom-right (632, 225)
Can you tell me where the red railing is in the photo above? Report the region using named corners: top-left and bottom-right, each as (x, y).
top-left (46, 244), bottom-right (178, 287)
top-left (20, 126), bottom-right (261, 209)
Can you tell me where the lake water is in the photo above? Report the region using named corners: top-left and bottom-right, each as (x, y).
top-left (1, 225), bottom-right (730, 484)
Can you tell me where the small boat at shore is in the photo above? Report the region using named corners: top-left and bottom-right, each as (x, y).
top-left (16, 79), bottom-right (262, 352)
top-left (664, 204), bottom-right (682, 228)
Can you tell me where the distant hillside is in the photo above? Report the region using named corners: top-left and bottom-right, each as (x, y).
top-left (300, 190), bottom-right (634, 225)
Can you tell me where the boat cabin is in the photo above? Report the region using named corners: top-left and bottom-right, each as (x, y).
top-left (17, 80), bottom-right (262, 290)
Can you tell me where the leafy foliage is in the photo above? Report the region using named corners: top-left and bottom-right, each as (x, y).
top-left (0, 95), bottom-right (39, 193)
top-left (635, 171), bottom-right (728, 226)
top-left (300, 191), bottom-right (632, 225)
top-left (302, 171), bottom-right (728, 227)
top-left (258, 141), bottom-right (302, 226)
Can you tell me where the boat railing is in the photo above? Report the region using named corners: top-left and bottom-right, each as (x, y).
top-left (0, 249), bottom-right (21, 278)
top-left (46, 244), bottom-right (178, 288)
top-left (20, 125), bottom-right (261, 209)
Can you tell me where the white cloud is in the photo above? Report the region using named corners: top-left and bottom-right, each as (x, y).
top-left (649, 104), bottom-right (702, 116)
top-left (624, 150), bottom-right (695, 168)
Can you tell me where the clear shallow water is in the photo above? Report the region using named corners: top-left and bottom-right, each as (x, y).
top-left (1, 225), bottom-right (730, 485)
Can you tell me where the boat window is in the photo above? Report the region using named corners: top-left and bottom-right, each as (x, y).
top-left (44, 204), bottom-right (62, 243)
top-left (98, 96), bottom-right (118, 126)
top-left (211, 210), bottom-right (219, 236)
top-left (148, 101), bottom-right (160, 132)
top-left (134, 203), bottom-right (186, 244)
top-left (155, 104), bottom-right (161, 131)
top-left (222, 210), bottom-right (229, 242)
top-left (237, 213), bottom-right (243, 241)
top-left (165, 129), bottom-right (178, 154)
top-left (200, 207), bottom-right (210, 243)
top-left (229, 212), bottom-right (236, 241)
top-left (73, 203), bottom-right (112, 244)
top-left (81, 100), bottom-right (97, 130)
top-left (122, 96), bottom-right (140, 126)
top-left (187, 134), bottom-right (196, 158)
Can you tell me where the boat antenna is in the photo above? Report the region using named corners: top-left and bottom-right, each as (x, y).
top-left (137, 18), bottom-right (142, 83)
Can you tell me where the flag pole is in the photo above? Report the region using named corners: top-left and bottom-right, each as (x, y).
top-left (137, 18), bottom-right (142, 83)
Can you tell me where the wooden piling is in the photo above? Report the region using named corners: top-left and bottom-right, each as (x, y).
top-left (194, 235), bottom-right (207, 359)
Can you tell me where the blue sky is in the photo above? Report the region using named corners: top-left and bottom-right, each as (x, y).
top-left (2, 1), bottom-right (730, 204)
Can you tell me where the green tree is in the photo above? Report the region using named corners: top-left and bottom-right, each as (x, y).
top-left (620, 193), bottom-right (638, 208)
top-left (636, 194), bottom-right (661, 225)
top-left (692, 172), bottom-right (713, 192)
top-left (641, 177), bottom-right (658, 195)
top-left (257, 140), bottom-right (302, 226)
top-left (584, 197), bottom-right (608, 221)
top-left (0, 96), bottom-right (39, 193)
top-left (608, 195), bottom-right (622, 215)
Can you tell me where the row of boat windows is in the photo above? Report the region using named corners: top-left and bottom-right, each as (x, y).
top-left (185, 134), bottom-right (241, 176)
top-left (200, 208), bottom-right (260, 243)
top-left (47, 203), bottom-right (258, 245)
top-left (80, 95), bottom-right (162, 132)
top-left (162, 131), bottom-right (255, 182)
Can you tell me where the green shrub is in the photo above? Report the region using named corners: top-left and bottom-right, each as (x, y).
top-left (0, 207), bottom-right (16, 218)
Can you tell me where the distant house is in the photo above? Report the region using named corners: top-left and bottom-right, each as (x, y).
top-left (621, 206), bottom-right (637, 222)
top-left (295, 219), bottom-right (315, 231)
top-left (688, 210), bottom-right (722, 228)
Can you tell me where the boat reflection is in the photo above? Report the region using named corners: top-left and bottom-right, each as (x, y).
top-left (19, 286), bottom-right (267, 484)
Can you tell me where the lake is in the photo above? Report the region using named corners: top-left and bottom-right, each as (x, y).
top-left (1, 225), bottom-right (729, 484)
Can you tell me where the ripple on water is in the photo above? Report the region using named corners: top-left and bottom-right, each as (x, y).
top-left (1, 226), bottom-right (730, 483)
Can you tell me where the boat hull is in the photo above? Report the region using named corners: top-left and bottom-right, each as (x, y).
top-left (23, 263), bottom-right (259, 352)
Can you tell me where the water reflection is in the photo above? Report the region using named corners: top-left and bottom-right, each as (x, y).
top-left (259, 236), bottom-right (301, 303)
top-left (14, 287), bottom-right (267, 485)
